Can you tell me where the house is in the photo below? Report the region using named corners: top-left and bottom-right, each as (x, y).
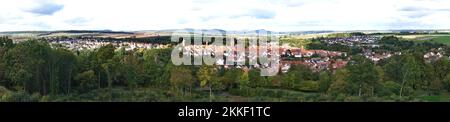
top-left (290, 48), bottom-right (302, 57)
top-left (302, 50), bottom-right (314, 57)
top-left (424, 51), bottom-right (444, 62)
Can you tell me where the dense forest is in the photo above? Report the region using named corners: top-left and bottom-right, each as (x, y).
top-left (1, 36), bottom-right (450, 102)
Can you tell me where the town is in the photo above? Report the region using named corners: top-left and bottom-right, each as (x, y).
top-left (46, 36), bottom-right (171, 51)
top-left (43, 35), bottom-right (352, 73)
top-left (41, 33), bottom-right (450, 74)
top-left (1, 30), bottom-right (450, 102)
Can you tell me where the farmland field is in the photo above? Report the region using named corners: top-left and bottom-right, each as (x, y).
top-left (397, 34), bottom-right (450, 45)
top-left (418, 94), bottom-right (450, 102)
top-left (280, 37), bottom-right (312, 48)
top-left (428, 36), bottom-right (450, 45)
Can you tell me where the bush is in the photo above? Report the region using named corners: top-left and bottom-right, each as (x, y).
top-left (74, 70), bottom-right (97, 92)
top-left (0, 91), bottom-right (40, 102)
top-left (294, 81), bottom-right (319, 92)
top-left (334, 93), bottom-right (347, 102)
top-left (343, 96), bottom-right (364, 102)
top-left (379, 81), bottom-right (400, 96)
top-left (0, 86), bottom-right (11, 97)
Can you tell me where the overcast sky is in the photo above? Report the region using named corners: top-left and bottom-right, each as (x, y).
top-left (1, 0), bottom-right (450, 32)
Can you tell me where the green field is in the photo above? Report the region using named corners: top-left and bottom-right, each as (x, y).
top-left (280, 37), bottom-right (311, 48)
top-left (418, 94), bottom-right (450, 102)
top-left (428, 36), bottom-right (450, 45)
top-left (403, 35), bottom-right (450, 45)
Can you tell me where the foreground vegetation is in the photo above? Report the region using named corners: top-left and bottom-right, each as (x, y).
top-left (1, 36), bottom-right (450, 102)
top-left (0, 86), bottom-right (428, 102)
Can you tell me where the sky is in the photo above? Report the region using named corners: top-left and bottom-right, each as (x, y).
top-left (0, 0), bottom-right (450, 32)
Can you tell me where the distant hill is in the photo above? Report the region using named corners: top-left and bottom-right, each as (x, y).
top-left (3, 29), bottom-right (450, 38)
top-left (0, 30), bottom-right (133, 36)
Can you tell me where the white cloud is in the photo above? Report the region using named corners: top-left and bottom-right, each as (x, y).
top-left (22, 0), bottom-right (64, 16)
top-left (0, 0), bottom-right (450, 31)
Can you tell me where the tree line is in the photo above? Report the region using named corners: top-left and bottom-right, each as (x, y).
top-left (1, 36), bottom-right (450, 101)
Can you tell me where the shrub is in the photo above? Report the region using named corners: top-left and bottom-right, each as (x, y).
top-left (294, 81), bottom-right (319, 92)
top-left (379, 81), bottom-right (400, 96)
top-left (0, 91), bottom-right (40, 102)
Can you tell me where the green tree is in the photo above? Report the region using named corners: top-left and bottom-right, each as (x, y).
top-left (380, 81), bottom-right (401, 96)
top-left (427, 58), bottom-right (450, 94)
top-left (95, 44), bottom-right (115, 88)
top-left (400, 54), bottom-right (424, 97)
top-left (49, 48), bottom-right (77, 94)
top-left (170, 66), bottom-right (195, 96)
top-left (143, 49), bottom-right (171, 86)
top-left (329, 68), bottom-right (349, 94)
top-left (239, 70), bottom-right (250, 89)
top-left (281, 65), bottom-right (315, 89)
top-left (197, 65), bottom-right (218, 102)
top-left (375, 66), bottom-right (385, 83)
top-left (221, 69), bottom-right (242, 89)
top-left (101, 59), bottom-right (119, 89)
top-left (383, 55), bottom-right (403, 83)
top-left (249, 69), bottom-right (267, 87)
top-left (267, 75), bottom-right (283, 87)
top-left (4, 39), bottom-right (51, 94)
top-left (0, 37), bottom-right (14, 87)
top-left (347, 55), bottom-right (379, 96)
top-left (121, 52), bottom-right (144, 88)
top-left (0, 37), bottom-right (13, 48)
top-left (444, 73), bottom-right (450, 92)
top-left (74, 70), bottom-right (97, 92)
top-left (318, 71), bottom-right (331, 93)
